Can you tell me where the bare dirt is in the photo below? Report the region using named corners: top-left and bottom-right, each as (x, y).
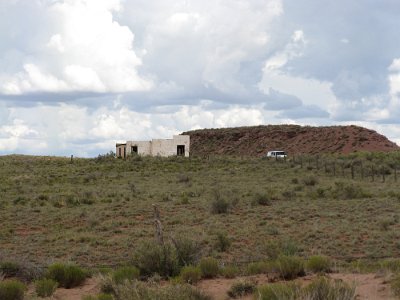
top-left (30, 273), bottom-right (394, 299)
top-left (183, 125), bottom-right (400, 156)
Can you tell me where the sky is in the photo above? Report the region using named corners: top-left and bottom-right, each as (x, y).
top-left (1, 0), bottom-right (400, 157)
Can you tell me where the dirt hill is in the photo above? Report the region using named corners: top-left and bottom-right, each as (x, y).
top-left (183, 125), bottom-right (399, 156)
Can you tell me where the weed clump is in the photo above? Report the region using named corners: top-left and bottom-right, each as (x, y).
top-left (199, 257), bottom-right (219, 279)
top-left (35, 278), bottom-right (58, 297)
top-left (0, 261), bottom-right (20, 278)
top-left (391, 274), bottom-right (400, 297)
top-left (307, 255), bottom-right (332, 274)
top-left (210, 189), bottom-right (231, 214)
top-left (133, 241), bottom-right (179, 277)
top-left (215, 232), bottom-right (231, 252)
top-left (276, 255), bottom-right (305, 280)
top-left (0, 280), bottom-right (26, 300)
top-left (46, 263), bottom-right (87, 288)
top-left (221, 265), bottom-right (239, 278)
top-left (303, 176), bottom-right (318, 186)
top-left (180, 266), bottom-right (201, 284)
top-left (227, 280), bottom-right (256, 298)
top-left (254, 193), bottom-right (272, 206)
top-left (302, 276), bottom-right (355, 300)
top-left (112, 266), bottom-right (140, 284)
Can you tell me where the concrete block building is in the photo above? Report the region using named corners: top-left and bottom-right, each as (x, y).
top-left (116, 135), bottom-right (190, 158)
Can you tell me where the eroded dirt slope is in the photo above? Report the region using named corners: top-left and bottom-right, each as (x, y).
top-left (183, 125), bottom-right (399, 156)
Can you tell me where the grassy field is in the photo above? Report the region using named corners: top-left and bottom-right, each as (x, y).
top-left (1, 153), bottom-right (400, 269)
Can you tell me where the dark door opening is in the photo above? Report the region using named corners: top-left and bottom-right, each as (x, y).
top-left (123, 147), bottom-right (126, 158)
top-left (118, 148), bottom-right (122, 158)
top-left (131, 146), bottom-right (138, 154)
top-left (177, 145), bottom-right (185, 156)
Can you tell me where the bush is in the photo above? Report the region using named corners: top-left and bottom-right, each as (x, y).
top-left (307, 256), bottom-right (332, 274)
top-left (257, 282), bottom-right (301, 300)
top-left (303, 176), bottom-right (318, 186)
top-left (46, 263), bottom-right (87, 288)
top-left (302, 276), bottom-right (355, 300)
top-left (180, 266), bottom-right (201, 284)
top-left (227, 281), bottom-right (255, 298)
top-left (254, 193), bottom-right (272, 206)
top-left (112, 266), bottom-right (140, 284)
top-left (221, 265), bottom-right (239, 278)
top-left (133, 241), bottom-right (179, 277)
top-left (112, 281), bottom-right (211, 300)
top-left (172, 236), bottom-right (202, 267)
top-left (276, 255), bottom-right (305, 280)
top-left (0, 261), bottom-right (20, 277)
top-left (215, 232), bottom-right (231, 252)
top-left (35, 278), bottom-right (58, 297)
top-left (210, 197), bottom-right (229, 214)
top-left (391, 274), bottom-right (400, 297)
top-left (82, 294), bottom-right (113, 300)
top-left (0, 280), bottom-right (26, 300)
top-left (246, 262), bottom-right (272, 275)
top-left (199, 257), bottom-right (219, 279)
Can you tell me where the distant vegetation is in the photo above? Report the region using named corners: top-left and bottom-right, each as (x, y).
top-left (1, 152), bottom-right (400, 298)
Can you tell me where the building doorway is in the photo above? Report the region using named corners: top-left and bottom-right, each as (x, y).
top-left (131, 146), bottom-right (138, 154)
top-left (177, 145), bottom-right (185, 156)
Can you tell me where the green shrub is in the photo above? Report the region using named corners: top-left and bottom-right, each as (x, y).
top-left (391, 274), bottom-right (400, 297)
top-left (307, 255), bottom-right (332, 273)
top-left (254, 193), bottom-right (271, 206)
top-left (303, 176), bottom-right (318, 186)
top-left (199, 257), bottom-right (219, 279)
top-left (263, 239), bottom-right (301, 260)
top-left (227, 281), bottom-right (255, 298)
top-left (112, 266), bottom-right (140, 284)
top-left (246, 261), bottom-right (272, 275)
top-left (302, 276), bottom-right (355, 300)
top-left (0, 280), bottom-right (26, 300)
top-left (112, 281), bottom-right (211, 300)
top-left (380, 259), bottom-right (400, 273)
top-left (172, 236), bottom-right (202, 267)
top-left (0, 261), bottom-right (20, 277)
top-left (35, 278), bottom-right (58, 297)
top-left (215, 232), bottom-right (231, 252)
top-left (276, 255), bottom-right (305, 280)
top-left (46, 263), bottom-right (87, 288)
top-left (133, 241), bottom-right (179, 277)
top-left (257, 282), bottom-right (301, 300)
top-left (221, 265), bottom-right (239, 278)
top-left (210, 197), bottom-right (229, 214)
top-left (180, 266), bottom-right (201, 284)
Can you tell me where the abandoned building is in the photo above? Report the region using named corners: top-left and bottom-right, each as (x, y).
top-left (116, 135), bottom-right (190, 158)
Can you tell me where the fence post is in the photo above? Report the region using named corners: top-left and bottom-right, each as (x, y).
top-left (371, 166), bottom-right (375, 182)
top-left (153, 204), bottom-right (164, 245)
top-left (395, 167), bottom-right (397, 182)
top-left (360, 162), bottom-right (364, 180)
top-left (341, 162), bottom-right (345, 177)
top-left (333, 161), bottom-right (336, 176)
top-left (316, 156), bottom-right (319, 170)
top-left (300, 156), bottom-right (303, 168)
top-left (382, 167), bottom-right (385, 183)
top-left (351, 162), bottom-right (354, 179)
top-left (324, 161), bottom-right (328, 173)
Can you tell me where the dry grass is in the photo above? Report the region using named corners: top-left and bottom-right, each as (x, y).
top-left (0, 154), bottom-right (400, 269)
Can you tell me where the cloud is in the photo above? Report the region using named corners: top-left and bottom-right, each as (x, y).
top-left (0, 0), bottom-right (152, 95)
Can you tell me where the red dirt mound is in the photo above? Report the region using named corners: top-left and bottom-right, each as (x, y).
top-left (183, 125), bottom-right (399, 156)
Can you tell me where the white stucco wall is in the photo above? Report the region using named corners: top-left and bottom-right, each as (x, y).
top-left (118, 135), bottom-right (190, 157)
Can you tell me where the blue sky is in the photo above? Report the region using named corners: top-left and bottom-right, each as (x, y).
top-left (1, 0), bottom-right (400, 156)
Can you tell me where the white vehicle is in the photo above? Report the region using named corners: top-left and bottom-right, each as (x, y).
top-left (266, 150), bottom-right (287, 158)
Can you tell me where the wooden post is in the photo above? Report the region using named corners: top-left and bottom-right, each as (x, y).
top-left (382, 167), bottom-right (385, 183)
top-left (300, 156), bottom-right (303, 168)
top-left (324, 162), bottom-right (328, 173)
top-left (351, 162), bottom-right (354, 179)
top-left (70, 155), bottom-right (73, 164)
top-left (316, 156), bottom-right (319, 170)
top-left (333, 161), bottom-right (336, 176)
top-left (371, 166), bottom-right (375, 182)
top-left (360, 162), bottom-right (364, 180)
top-left (341, 163), bottom-right (345, 177)
top-left (153, 204), bottom-right (164, 245)
top-left (395, 167), bottom-right (397, 182)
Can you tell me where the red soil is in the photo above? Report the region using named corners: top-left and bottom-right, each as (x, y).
top-left (183, 125), bottom-right (399, 156)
